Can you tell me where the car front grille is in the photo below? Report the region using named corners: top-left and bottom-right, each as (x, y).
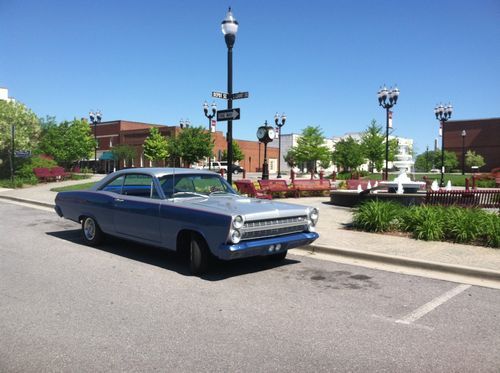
top-left (241, 216), bottom-right (308, 240)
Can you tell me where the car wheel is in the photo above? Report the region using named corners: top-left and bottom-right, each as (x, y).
top-left (268, 250), bottom-right (288, 261)
top-left (190, 235), bottom-right (210, 275)
top-left (81, 216), bottom-right (104, 246)
top-left (233, 169), bottom-right (239, 175)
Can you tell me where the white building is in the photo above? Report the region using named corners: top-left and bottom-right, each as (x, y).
top-left (0, 87), bottom-right (14, 102)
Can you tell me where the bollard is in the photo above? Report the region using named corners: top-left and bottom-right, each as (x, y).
top-left (319, 170), bottom-right (324, 180)
top-left (465, 178), bottom-right (469, 191)
top-left (242, 169), bottom-right (246, 179)
top-left (310, 170), bottom-right (314, 180)
top-left (290, 169), bottom-right (295, 182)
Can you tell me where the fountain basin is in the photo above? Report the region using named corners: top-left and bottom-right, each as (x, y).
top-left (330, 189), bottom-right (426, 207)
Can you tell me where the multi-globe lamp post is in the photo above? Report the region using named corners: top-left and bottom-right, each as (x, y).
top-left (89, 110), bottom-right (102, 174)
top-left (179, 118), bottom-right (190, 129)
top-left (434, 103), bottom-right (453, 187)
top-left (274, 113), bottom-right (286, 178)
top-left (377, 85), bottom-right (400, 181)
top-left (221, 7), bottom-right (238, 184)
top-left (203, 101), bottom-right (217, 170)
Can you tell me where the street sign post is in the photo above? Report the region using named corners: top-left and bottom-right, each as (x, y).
top-left (232, 91), bottom-right (249, 100)
top-left (14, 150), bottom-right (31, 158)
top-left (217, 108), bottom-right (240, 121)
top-left (212, 91), bottom-right (229, 99)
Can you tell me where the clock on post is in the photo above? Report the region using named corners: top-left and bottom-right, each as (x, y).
top-left (256, 120), bottom-right (275, 180)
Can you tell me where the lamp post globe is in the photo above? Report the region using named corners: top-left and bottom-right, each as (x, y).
top-left (221, 7), bottom-right (238, 183)
top-left (377, 85), bottom-right (399, 181)
top-left (89, 110), bottom-right (102, 174)
top-left (203, 101), bottom-right (217, 170)
top-left (435, 102), bottom-right (453, 186)
top-left (274, 112), bottom-right (286, 178)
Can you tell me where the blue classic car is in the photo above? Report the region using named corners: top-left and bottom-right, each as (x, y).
top-left (55, 168), bottom-right (319, 274)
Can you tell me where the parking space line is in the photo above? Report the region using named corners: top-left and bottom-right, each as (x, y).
top-left (396, 284), bottom-right (471, 325)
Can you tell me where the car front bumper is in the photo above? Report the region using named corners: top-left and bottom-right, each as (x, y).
top-left (215, 232), bottom-right (319, 260)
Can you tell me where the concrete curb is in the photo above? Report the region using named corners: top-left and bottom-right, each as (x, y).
top-left (0, 195), bottom-right (55, 209)
top-left (301, 244), bottom-right (500, 281)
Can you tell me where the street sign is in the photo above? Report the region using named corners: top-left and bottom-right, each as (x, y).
top-left (14, 150), bottom-right (31, 158)
top-left (232, 91), bottom-right (249, 100)
top-left (217, 108), bottom-right (240, 121)
top-left (212, 91), bottom-right (229, 99)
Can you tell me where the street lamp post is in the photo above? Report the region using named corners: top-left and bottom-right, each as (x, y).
top-left (377, 85), bottom-right (400, 181)
top-left (203, 102), bottom-right (217, 170)
top-left (89, 110), bottom-right (102, 174)
top-left (179, 118), bottom-right (190, 129)
top-left (221, 7), bottom-right (238, 184)
top-left (434, 103), bottom-right (453, 187)
top-left (461, 129), bottom-right (466, 175)
top-left (274, 113), bottom-right (287, 178)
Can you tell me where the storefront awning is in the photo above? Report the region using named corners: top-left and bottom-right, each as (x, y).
top-left (99, 151), bottom-right (114, 161)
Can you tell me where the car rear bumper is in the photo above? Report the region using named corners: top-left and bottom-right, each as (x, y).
top-left (215, 232), bottom-right (319, 260)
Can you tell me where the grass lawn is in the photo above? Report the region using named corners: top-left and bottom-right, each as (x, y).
top-left (50, 182), bottom-right (97, 192)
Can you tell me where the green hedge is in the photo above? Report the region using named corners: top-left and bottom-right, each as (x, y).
top-left (353, 200), bottom-right (499, 248)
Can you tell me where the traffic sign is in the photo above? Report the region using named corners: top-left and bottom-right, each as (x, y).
top-left (232, 91), bottom-right (249, 100)
top-left (14, 150), bottom-right (31, 158)
top-left (212, 91), bottom-right (229, 99)
top-left (217, 108), bottom-right (240, 121)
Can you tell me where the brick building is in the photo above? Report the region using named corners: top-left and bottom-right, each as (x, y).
top-left (443, 118), bottom-right (500, 172)
top-left (92, 120), bottom-right (278, 173)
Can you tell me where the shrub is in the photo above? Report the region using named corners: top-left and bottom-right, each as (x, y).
top-left (401, 205), bottom-right (445, 241)
top-left (353, 200), bottom-right (400, 232)
top-left (443, 207), bottom-right (485, 244)
top-left (481, 213), bottom-right (500, 248)
top-left (16, 156), bottom-right (58, 179)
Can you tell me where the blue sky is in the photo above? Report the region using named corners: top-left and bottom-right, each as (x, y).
top-left (1, 0), bottom-right (499, 153)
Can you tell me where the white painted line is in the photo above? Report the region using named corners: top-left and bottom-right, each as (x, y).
top-left (396, 284), bottom-right (471, 325)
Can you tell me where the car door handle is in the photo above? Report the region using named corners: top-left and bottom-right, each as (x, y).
top-left (114, 198), bottom-right (124, 202)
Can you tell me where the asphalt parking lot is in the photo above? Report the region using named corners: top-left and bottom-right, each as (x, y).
top-left (1, 201), bottom-right (499, 372)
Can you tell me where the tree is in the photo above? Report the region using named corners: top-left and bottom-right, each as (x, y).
top-left (111, 145), bottom-right (137, 168)
top-left (284, 148), bottom-right (297, 168)
top-left (360, 120), bottom-right (384, 172)
top-left (38, 117), bottom-right (94, 169)
top-left (332, 136), bottom-right (364, 172)
top-left (222, 141), bottom-right (244, 163)
top-left (143, 127), bottom-right (168, 166)
top-left (0, 100), bottom-right (40, 176)
top-left (172, 126), bottom-right (213, 166)
top-left (465, 150), bottom-right (485, 169)
top-left (441, 150), bottom-right (459, 172)
top-left (292, 126), bottom-right (331, 172)
top-left (415, 149), bottom-right (438, 172)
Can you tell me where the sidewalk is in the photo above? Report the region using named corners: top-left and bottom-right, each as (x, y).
top-left (0, 179), bottom-right (498, 286)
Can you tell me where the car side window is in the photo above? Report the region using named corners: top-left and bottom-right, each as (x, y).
top-left (100, 175), bottom-right (125, 194)
top-left (122, 174), bottom-right (158, 199)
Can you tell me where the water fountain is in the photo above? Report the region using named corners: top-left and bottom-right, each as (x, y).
top-left (379, 144), bottom-right (425, 193)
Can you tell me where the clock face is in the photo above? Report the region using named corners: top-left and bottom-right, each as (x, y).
top-left (268, 128), bottom-right (276, 139)
top-left (257, 127), bottom-right (267, 140)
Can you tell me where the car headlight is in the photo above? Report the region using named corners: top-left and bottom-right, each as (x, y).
top-left (308, 208), bottom-right (319, 225)
top-left (230, 229), bottom-right (242, 244)
top-left (232, 215), bottom-right (245, 229)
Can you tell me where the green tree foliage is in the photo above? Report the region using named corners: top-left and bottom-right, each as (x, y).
top-left (38, 117), bottom-right (94, 169)
top-left (0, 100), bottom-right (40, 176)
top-left (170, 126), bottom-right (213, 166)
top-left (332, 136), bottom-right (364, 172)
top-left (111, 145), bottom-right (137, 168)
top-left (292, 126), bottom-right (331, 172)
top-left (442, 150), bottom-right (459, 172)
top-left (284, 148), bottom-right (297, 168)
top-left (414, 149), bottom-right (438, 172)
top-left (222, 141), bottom-right (244, 162)
top-left (143, 127), bottom-right (168, 166)
top-left (465, 150), bottom-right (485, 169)
top-left (360, 120), bottom-right (384, 172)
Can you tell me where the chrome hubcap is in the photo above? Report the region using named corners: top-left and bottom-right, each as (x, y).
top-left (84, 218), bottom-right (96, 240)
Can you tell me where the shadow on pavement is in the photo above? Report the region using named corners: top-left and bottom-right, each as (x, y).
top-left (46, 229), bottom-right (300, 281)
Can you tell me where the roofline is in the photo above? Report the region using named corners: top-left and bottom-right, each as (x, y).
top-left (446, 117), bottom-right (500, 123)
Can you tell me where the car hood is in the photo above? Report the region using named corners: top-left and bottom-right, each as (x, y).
top-left (177, 194), bottom-right (310, 221)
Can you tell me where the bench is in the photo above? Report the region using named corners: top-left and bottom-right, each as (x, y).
top-left (292, 179), bottom-right (331, 197)
top-left (234, 180), bottom-right (272, 200)
top-left (33, 168), bottom-right (55, 182)
top-left (258, 179), bottom-right (298, 198)
top-left (425, 190), bottom-right (500, 209)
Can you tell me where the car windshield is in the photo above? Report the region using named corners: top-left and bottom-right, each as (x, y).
top-left (158, 173), bottom-right (236, 198)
